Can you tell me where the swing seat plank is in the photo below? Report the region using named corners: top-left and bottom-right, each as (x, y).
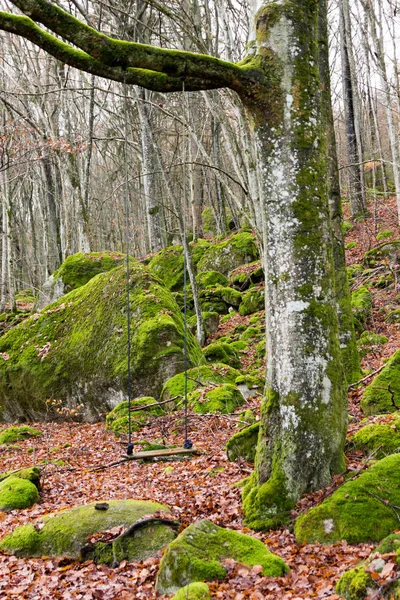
top-left (122, 447), bottom-right (200, 460)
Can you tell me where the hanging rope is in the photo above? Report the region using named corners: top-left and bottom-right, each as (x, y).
top-left (123, 72), bottom-right (134, 457)
top-left (182, 80), bottom-right (192, 451)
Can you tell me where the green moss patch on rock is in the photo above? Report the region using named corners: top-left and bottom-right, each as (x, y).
top-left (239, 288), bottom-right (265, 316)
top-left (197, 232), bottom-right (259, 276)
top-left (363, 241), bottom-right (400, 267)
top-left (203, 342), bottom-right (241, 369)
top-left (0, 426), bottom-right (42, 445)
top-left (0, 499), bottom-right (176, 564)
top-left (294, 454), bottom-right (400, 544)
top-left (0, 476), bottom-right (40, 511)
top-left (226, 423), bottom-right (260, 462)
top-left (0, 262), bottom-right (203, 422)
top-left (0, 467), bottom-right (41, 489)
top-left (357, 331), bottom-right (388, 358)
top-left (386, 308), bottom-right (400, 324)
top-left (171, 582), bottom-right (211, 600)
top-left (188, 384), bottom-right (245, 415)
top-left (148, 241), bottom-right (210, 292)
top-left (156, 519), bottom-right (288, 594)
top-left (350, 414), bottom-right (400, 458)
top-left (161, 364), bottom-right (240, 403)
top-left (196, 271), bottom-right (228, 289)
top-left (361, 349), bottom-right (400, 415)
top-left (105, 398), bottom-right (164, 434)
top-left (351, 286), bottom-right (373, 327)
top-left (229, 261), bottom-right (264, 290)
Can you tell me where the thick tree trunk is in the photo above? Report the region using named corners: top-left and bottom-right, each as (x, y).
top-left (242, 0), bottom-right (347, 529)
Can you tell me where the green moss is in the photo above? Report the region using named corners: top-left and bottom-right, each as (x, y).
top-left (0, 500), bottom-right (174, 561)
top-left (226, 423), bottom-right (260, 462)
top-left (106, 398), bottom-right (164, 434)
top-left (0, 476), bottom-right (40, 511)
top-left (148, 241), bottom-right (210, 292)
top-left (188, 384), bottom-right (244, 415)
top-left (0, 467), bottom-right (41, 489)
top-left (294, 454), bottom-right (400, 544)
top-left (0, 262), bottom-right (204, 420)
top-left (196, 271), bottom-right (228, 289)
top-left (357, 331), bottom-right (387, 358)
top-left (350, 415), bottom-right (400, 458)
top-left (229, 261), bottom-right (264, 290)
top-left (240, 325), bottom-right (264, 343)
top-left (386, 309), bottom-right (400, 324)
top-left (376, 532), bottom-right (400, 554)
top-left (342, 221), bottom-right (353, 234)
top-left (361, 349), bottom-right (400, 415)
top-left (239, 288), bottom-right (265, 316)
top-left (377, 229), bottom-right (394, 241)
top-left (363, 241), bottom-right (400, 267)
top-left (345, 242), bottom-right (358, 249)
top-left (336, 566), bottom-right (372, 600)
top-left (0, 426), bottom-right (42, 445)
top-left (351, 286), bottom-right (372, 326)
top-left (203, 342), bottom-right (241, 369)
top-left (53, 252), bottom-right (125, 292)
top-left (197, 232), bottom-right (259, 276)
top-left (156, 519), bottom-right (288, 594)
top-left (236, 409), bottom-right (256, 428)
top-left (161, 364), bottom-right (240, 402)
top-left (171, 582), bottom-right (210, 600)
top-left (200, 300), bottom-right (228, 315)
top-left (346, 264), bottom-right (363, 281)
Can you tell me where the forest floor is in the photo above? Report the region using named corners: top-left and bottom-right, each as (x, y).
top-left (0, 197), bottom-right (399, 599)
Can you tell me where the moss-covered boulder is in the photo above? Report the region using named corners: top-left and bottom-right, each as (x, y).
top-left (386, 308), bottom-right (400, 324)
top-left (171, 583), bottom-right (210, 600)
top-left (226, 423), bottom-right (260, 463)
top-left (336, 534), bottom-right (400, 599)
top-left (357, 331), bottom-right (387, 358)
top-left (156, 519), bottom-right (288, 594)
top-left (37, 252), bottom-right (125, 310)
top-left (105, 398), bottom-right (164, 434)
top-left (0, 426), bottom-right (42, 445)
top-left (148, 240), bottom-right (210, 292)
top-left (161, 364), bottom-right (240, 403)
top-left (294, 454), bottom-right (400, 544)
top-left (197, 232), bottom-right (259, 276)
top-left (0, 476), bottom-right (40, 511)
top-left (203, 342), bottom-right (241, 369)
top-left (361, 350), bottom-right (400, 415)
top-left (188, 384), bottom-right (245, 415)
top-left (350, 415), bottom-right (400, 458)
top-left (363, 241), bottom-right (400, 267)
top-left (239, 288), bottom-right (265, 316)
top-left (0, 500), bottom-right (177, 564)
top-left (351, 286), bottom-right (373, 327)
top-left (229, 261), bottom-right (264, 290)
top-left (196, 271), bottom-right (228, 289)
top-left (0, 262), bottom-right (204, 422)
top-left (188, 312), bottom-right (220, 337)
top-left (0, 467), bottom-right (41, 489)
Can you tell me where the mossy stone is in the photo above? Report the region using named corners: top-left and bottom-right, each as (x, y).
top-left (156, 519), bottom-right (288, 594)
top-left (239, 288), bottom-right (265, 316)
top-left (351, 286), bottom-right (372, 326)
top-left (357, 331), bottom-right (387, 358)
top-left (0, 426), bottom-right (42, 445)
top-left (105, 398), bottom-right (164, 434)
top-left (53, 252), bottom-right (125, 291)
top-left (171, 583), bottom-right (210, 600)
top-left (0, 476), bottom-right (40, 511)
top-left (294, 454), bottom-right (400, 544)
top-left (226, 423), bottom-right (260, 462)
top-left (386, 309), bottom-right (400, 324)
top-left (229, 261), bottom-right (264, 289)
top-left (161, 364), bottom-right (240, 403)
top-left (0, 467), bottom-right (41, 489)
top-left (377, 230), bottom-right (394, 241)
top-left (188, 384), bottom-right (245, 414)
top-left (336, 566), bottom-right (373, 600)
top-left (197, 232), bottom-right (259, 276)
top-left (196, 271), bottom-right (228, 289)
top-left (200, 300), bottom-right (228, 315)
top-left (0, 262), bottom-right (203, 421)
top-left (0, 500), bottom-right (175, 563)
top-left (363, 241), bottom-right (400, 267)
top-left (350, 415), bottom-right (400, 458)
top-left (361, 349), bottom-right (400, 415)
top-left (148, 241), bottom-right (210, 292)
top-left (203, 342), bottom-right (241, 369)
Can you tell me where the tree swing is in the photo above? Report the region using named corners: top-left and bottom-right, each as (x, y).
top-left (121, 75), bottom-right (199, 462)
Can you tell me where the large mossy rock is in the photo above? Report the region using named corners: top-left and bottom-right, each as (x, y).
top-left (171, 583), bottom-right (211, 600)
top-left (37, 251), bottom-right (125, 310)
top-left (336, 534), bottom-right (400, 599)
top-left (0, 262), bottom-right (203, 422)
top-left (161, 364), bottom-right (240, 403)
top-left (0, 467), bottom-right (41, 489)
top-left (295, 454), bottom-right (400, 544)
top-left (148, 240), bottom-right (210, 292)
top-left (203, 342), bottom-right (241, 369)
top-left (351, 286), bottom-right (373, 328)
top-left (105, 398), bottom-right (164, 434)
top-left (197, 232), bottom-right (259, 276)
top-left (361, 350), bottom-right (400, 415)
top-left (196, 271), bottom-right (228, 289)
top-left (350, 414), bottom-right (400, 458)
top-left (0, 426), bottom-right (42, 445)
top-left (156, 519), bottom-right (288, 594)
top-left (188, 384), bottom-right (245, 415)
top-left (0, 476), bottom-right (40, 511)
top-left (0, 500), bottom-right (177, 564)
top-left (239, 288), bottom-right (265, 316)
top-left (226, 423), bottom-right (260, 462)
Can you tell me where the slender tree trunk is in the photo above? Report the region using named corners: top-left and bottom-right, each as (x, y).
top-left (243, 0), bottom-right (347, 529)
top-left (0, 200), bottom-right (7, 312)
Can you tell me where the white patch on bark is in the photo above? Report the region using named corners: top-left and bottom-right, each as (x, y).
top-left (287, 300), bottom-right (309, 313)
top-left (280, 405), bottom-right (299, 430)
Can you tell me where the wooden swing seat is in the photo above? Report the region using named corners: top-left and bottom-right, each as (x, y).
top-left (122, 447), bottom-right (200, 460)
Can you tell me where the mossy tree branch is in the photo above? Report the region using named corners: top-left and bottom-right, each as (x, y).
top-left (1, 0), bottom-right (267, 97)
